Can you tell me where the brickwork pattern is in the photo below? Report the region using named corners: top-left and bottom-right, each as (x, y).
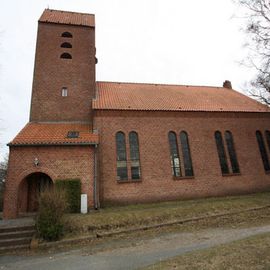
top-left (3, 146), bottom-right (95, 218)
top-left (95, 110), bottom-right (270, 205)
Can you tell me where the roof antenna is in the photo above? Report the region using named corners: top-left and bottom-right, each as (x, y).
top-left (47, 4), bottom-right (49, 9)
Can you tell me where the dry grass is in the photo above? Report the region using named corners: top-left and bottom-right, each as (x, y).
top-left (142, 232), bottom-right (270, 270)
top-left (63, 192), bottom-right (270, 237)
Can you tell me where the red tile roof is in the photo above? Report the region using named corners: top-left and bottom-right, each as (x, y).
top-left (9, 123), bottom-right (98, 146)
top-left (93, 82), bottom-right (270, 113)
top-left (39, 9), bottom-right (95, 27)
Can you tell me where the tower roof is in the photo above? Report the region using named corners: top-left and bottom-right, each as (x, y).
top-left (39, 9), bottom-right (95, 27)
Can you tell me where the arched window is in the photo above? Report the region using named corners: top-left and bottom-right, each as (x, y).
top-left (256, 131), bottom-right (270, 172)
top-left (129, 132), bottom-right (141, 179)
top-left (180, 131), bottom-right (194, 176)
top-left (215, 131), bottom-right (229, 174)
top-left (116, 132), bottom-right (128, 180)
top-left (168, 131), bottom-right (181, 177)
top-left (61, 32), bottom-right (73, 38)
top-left (225, 131), bottom-right (240, 173)
top-left (60, 53), bottom-right (72, 59)
top-left (61, 42), bottom-right (72, 48)
top-left (265, 130), bottom-right (270, 151)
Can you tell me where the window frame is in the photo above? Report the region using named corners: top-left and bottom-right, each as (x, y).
top-left (61, 32), bottom-right (73, 38)
top-left (115, 131), bottom-right (128, 181)
top-left (60, 53), bottom-right (72, 59)
top-left (168, 131), bottom-right (182, 177)
top-left (180, 131), bottom-right (194, 177)
top-left (256, 130), bottom-right (270, 172)
top-left (129, 131), bottom-right (141, 180)
top-left (61, 42), bottom-right (72, 48)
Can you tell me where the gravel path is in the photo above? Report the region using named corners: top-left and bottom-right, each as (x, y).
top-left (1, 225), bottom-right (270, 270)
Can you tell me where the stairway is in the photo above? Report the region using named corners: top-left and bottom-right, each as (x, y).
top-left (0, 218), bottom-right (35, 253)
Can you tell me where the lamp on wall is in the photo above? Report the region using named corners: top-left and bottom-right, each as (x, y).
top-left (34, 157), bottom-right (39, 167)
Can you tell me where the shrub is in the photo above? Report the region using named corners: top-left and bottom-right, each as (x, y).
top-left (36, 188), bottom-right (67, 241)
top-left (55, 179), bottom-right (81, 213)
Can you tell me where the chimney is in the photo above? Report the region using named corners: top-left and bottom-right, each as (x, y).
top-left (223, 80), bottom-right (232, 89)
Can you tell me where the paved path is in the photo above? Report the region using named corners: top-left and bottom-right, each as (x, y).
top-left (1, 225), bottom-right (270, 270)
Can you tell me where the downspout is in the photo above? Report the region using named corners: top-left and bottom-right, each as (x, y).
top-left (93, 143), bottom-right (100, 209)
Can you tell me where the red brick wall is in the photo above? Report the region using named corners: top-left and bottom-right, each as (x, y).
top-left (94, 110), bottom-right (270, 205)
top-left (30, 22), bottom-right (96, 122)
top-left (3, 145), bottom-right (95, 219)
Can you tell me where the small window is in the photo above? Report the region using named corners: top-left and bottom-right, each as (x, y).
top-left (60, 53), bottom-right (72, 59)
top-left (67, 131), bottom-right (79, 138)
top-left (62, 87), bottom-right (68, 97)
top-left (256, 130), bottom-right (270, 172)
top-left (116, 132), bottom-right (128, 180)
top-left (61, 32), bottom-right (73, 38)
top-left (61, 42), bottom-right (72, 48)
top-left (129, 131), bottom-right (141, 179)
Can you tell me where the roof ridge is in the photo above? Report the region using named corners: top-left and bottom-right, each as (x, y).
top-left (96, 81), bottom-right (223, 89)
top-left (44, 8), bottom-right (95, 16)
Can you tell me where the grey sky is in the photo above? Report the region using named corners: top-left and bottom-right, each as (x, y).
top-left (0, 0), bottom-right (252, 161)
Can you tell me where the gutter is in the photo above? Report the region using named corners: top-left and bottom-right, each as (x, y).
top-left (93, 144), bottom-right (100, 209)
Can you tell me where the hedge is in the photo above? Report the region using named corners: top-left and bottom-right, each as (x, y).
top-left (55, 179), bottom-right (81, 213)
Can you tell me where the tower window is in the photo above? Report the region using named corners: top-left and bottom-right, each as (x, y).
top-left (62, 87), bottom-right (68, 97)
top-left (61, 32), bottom-right (73, 38)
top-left (61, 42), bottom-right (72, 48)
top-left (60, 53), bottom-right (72, 59)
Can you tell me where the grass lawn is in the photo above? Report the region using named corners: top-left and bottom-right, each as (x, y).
top-left (141, 232), bottom-right (270, 270)
top-left (63, 192), bottom-right (270, 237)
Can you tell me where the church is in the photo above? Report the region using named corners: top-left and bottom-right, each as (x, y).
top-left (3, 9), bottom-right (270, 219)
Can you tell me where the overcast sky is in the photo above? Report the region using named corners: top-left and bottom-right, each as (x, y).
top-left (0, 0), bottom-right (252, 161)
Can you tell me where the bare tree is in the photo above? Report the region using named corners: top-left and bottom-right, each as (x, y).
top-left (237, 0), bottom-right (270, 105)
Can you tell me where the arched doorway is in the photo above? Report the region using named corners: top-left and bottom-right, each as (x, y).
top-left (18, 172), bottom-right (53, 214)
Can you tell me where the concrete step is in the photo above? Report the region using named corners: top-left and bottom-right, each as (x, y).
top-left (0, 225), bottom-right (35, 234)
top-left (0, 229), bottom-right (35, 240)
top-left (0, 237), bottom-right (32, 247)
top-left (0, 244), bottom-right (30, 253)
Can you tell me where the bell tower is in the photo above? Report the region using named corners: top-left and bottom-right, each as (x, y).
top-left (30, 9), bottom-right (96, 123)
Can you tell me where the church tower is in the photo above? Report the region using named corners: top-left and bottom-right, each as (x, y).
top-left (30, 9), bottom-right (96, 122)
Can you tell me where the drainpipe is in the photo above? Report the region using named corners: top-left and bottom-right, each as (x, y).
top-left (93, 143), bottom-right (100, 209)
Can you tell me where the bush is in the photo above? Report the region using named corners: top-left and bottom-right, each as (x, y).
top-left (55, 179), bottom-right (81, 213)
top-left (36, 188), bottom-right (67, 241)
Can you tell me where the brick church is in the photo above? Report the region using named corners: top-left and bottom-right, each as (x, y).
top-left (3, 9), bottom-right (270, 218)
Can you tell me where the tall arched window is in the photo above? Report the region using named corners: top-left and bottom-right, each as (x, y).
top-left (180, 131), bottom-right (194, 176)
top-left (168, 131), bottom-right (181, 177)
top-left (265, 130), bottom-right (270, 151)
top-left (215, 131), bottom-right (229, 174)
top-left (60, 53), bottom-right (72, 59)
top-left (61, 32), bottom-right (73, 38)
top-left (129, 132), bottom-right (141, 179)
top-left (256, 131), bottom-right (270, 172)
top-left (116, 132), bottom-right (128, 180)
top-left (61, 42), bottom-right (72, 48)
top-left (225, 131), bottom-right (240, 173)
